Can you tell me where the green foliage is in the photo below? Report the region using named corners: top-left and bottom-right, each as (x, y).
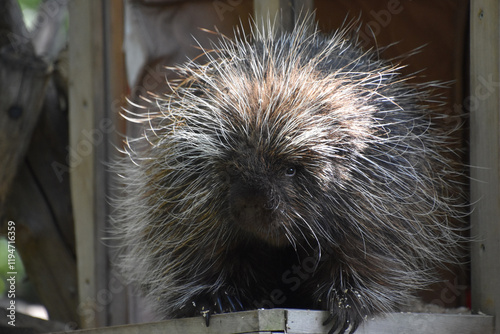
top-left (17, 0), bottom-right (42, 30)
top-left (0, 237), bottom-right (26, 296)
top-left (18, 0), bottom-right (41, 11)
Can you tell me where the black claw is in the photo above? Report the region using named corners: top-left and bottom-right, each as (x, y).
top-left (349, 319), bottom-right (360, 334)
top-left (235, 296), bottom-right (244, 311)
top-left (324, 311), bottom-right (361, 334)
top-left (323, 312), bottom-right (337, 326)
top-left (192, 288), bottom-right (247, 327)
top-left (202, 310), bottom-right (210, 327)
top-left (216, 295), bottom-right (224, 313)
top-left (340, 320), bottom-right (351, 334)
top-left (226, 294), bottom-right (237, 312)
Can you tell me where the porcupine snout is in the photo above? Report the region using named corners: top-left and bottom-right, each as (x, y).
top-left (229, 183), bottom-right (275, 233)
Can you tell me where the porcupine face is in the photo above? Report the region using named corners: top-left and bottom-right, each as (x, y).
top-left (220, 89), bottom-right (370, 248)
top-left (201, 37), bottom-right (378, 248)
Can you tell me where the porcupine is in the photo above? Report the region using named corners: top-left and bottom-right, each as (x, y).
top-left (114, 19), bottom-right (466, 334)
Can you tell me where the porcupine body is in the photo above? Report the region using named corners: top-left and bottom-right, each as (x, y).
top-left (114, 20), bottom-right (465, 333)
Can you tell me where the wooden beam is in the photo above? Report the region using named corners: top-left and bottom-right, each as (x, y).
top-left (69, 0), bottom-right (127, 328)
top-left (253, 0), bottom-right (315, 35)
top-left (68, 0), bottom-right (106, 328)
top-left (1, 0), bottom-right (79, 324)
top-left (0, 308), bottom-right (66, 332)
top-left (470, 0), bottom-right (500, 333)
top-left (102, 0), bottom-right (129, 326)
top-left (0, 0), bottom-right (50, 210)
top-left (50, 309), bottom-right (494, 334)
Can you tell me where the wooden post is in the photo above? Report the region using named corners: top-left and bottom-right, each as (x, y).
top-left (470, 0), bottom-right (500, 333)
top-left (102, 0), bottom-right (129, 326)
top-left (0, 0), bottom-right (50, 210)
top-left (68, 0), bottom-right (126, 328)
top-left (253, 0), bottom-right (315, 35)
top-left (1, 0), bottom-right (80, 325)
top-left (69, 0), bottom-right (103, 328)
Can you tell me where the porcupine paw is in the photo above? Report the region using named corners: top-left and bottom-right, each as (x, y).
top-left (321, 288), bottom-right (365, 334)
top-left (192, 288), bottom-right (245, 326)
top-left (323, 307), bottom-right (363, 334)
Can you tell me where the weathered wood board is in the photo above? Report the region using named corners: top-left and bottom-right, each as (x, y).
top-left (50, 309), bottom-right (493, 334)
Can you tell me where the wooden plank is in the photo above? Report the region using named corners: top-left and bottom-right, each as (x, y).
top-left (69, 0), bottom-right (128, 328)
top-left (286, 310), bottom-right (494, 334)
top-left (0, 308), bottom-right (66, 333)
top-left (0, 0), bottom-right (50, 209)
top-left (253, 0), bottom-right (315, 34)
top-left (101, 0), bottom-right (129, 326)
top-left (0, 51), bottom-right (49, 204)
top-left (49, 309), bottom-right (493, 334)
top-left (359, 313), bottom-right (494, 334)
top-left (469, 0), bottom-right (500, 333)
top-left (68, 0), bottom-right (107, 329)
top-left (1, 0), bottom-right (78, 324)
top-left (51, 309), bottom-right (286, 334)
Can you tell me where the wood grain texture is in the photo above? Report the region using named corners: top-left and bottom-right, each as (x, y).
top-left (0, 0), bottom-right (51, 210)
top-left (49, 309), bottom-right (493, 334)
top-left (68, 0), bottom-right (104, 328)
top-left (470, 1), bottom-right (500, 333)
top-left (69, 0), bottom-right (127, 328)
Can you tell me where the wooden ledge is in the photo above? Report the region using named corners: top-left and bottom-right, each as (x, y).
top-left (51, 309), bottom-right (494, 334)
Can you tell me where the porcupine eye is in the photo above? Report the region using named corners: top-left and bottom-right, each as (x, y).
top-left (285, 166), bottom-right (296, 177)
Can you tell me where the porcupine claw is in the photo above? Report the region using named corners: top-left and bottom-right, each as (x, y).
top-left (192, 295), bottom-right (213, 327)
top-left (234, 295), bottom-right (244, 311)
top-left (215, 288), bottom-right (245, 313)
top-left (323, 313), bottom-right (339, 334)
top-left (195, 289), bottom-right (246, 327)
top-left (225, 291), bottom-right (244, 312)
top-left (202, 309), bottom-right (210, 327)
top-left (216, 295), bottom-right (224, 313)
top-left (323, 313), bottom-right (337, 326)
top-left (226, 295), bottom-right (236, 311)
top-left (324, 310), bottom-right (361, 334)
top-left (197, 302), bottom-right (211, 327)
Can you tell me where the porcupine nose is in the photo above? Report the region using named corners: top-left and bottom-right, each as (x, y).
top-left (230, 185), bottom-right (274, 234)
